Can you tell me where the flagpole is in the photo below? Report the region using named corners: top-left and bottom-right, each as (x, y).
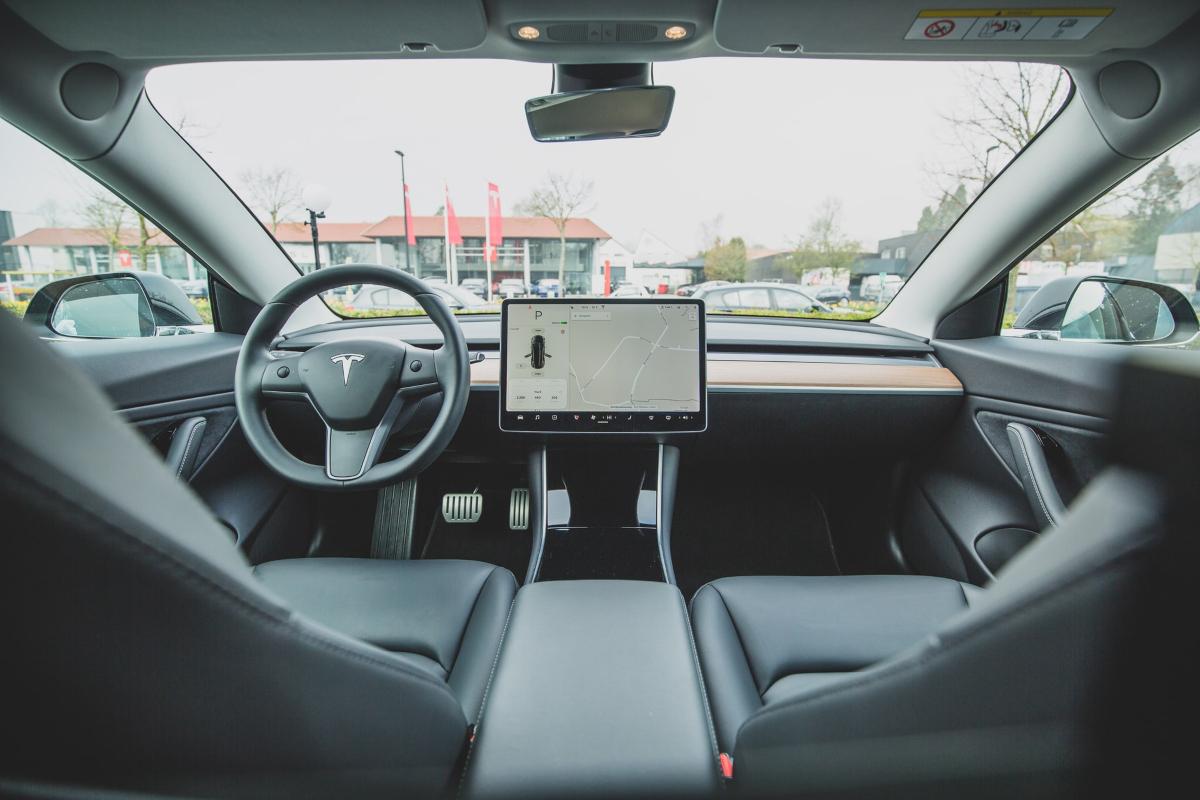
top-left (484, 187), bottom-right (493, 303)
top-left (443, 182), bottom-right (451, 283)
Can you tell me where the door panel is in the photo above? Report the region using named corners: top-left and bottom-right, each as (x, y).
top-left (902, 336), bottom-right (1122, 581)
top-left (56, 333), bottom-right (303, 559)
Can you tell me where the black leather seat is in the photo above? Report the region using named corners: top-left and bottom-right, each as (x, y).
top-left (0, 308), bottom-right (513, 798)
top-left (691, 574), bottom-right (980, 753)
top-left (255, 557), bottom-right (516, 719)
top-left (689, 351), bottom-right (1196, 797)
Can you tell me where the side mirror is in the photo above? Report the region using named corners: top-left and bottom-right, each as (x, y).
top-left (1057, 276), bottom-right (1199, 344)
top-left (24, 271), bottom-right (204, 339)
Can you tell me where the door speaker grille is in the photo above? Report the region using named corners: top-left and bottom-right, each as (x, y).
top-left (442, 493), bottom-right (483, 524)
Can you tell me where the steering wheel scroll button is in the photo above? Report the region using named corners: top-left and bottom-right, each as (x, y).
top-left (276, 365), bottom-right (290, 378)
top-left (410, 359), bottom-right (423, 372)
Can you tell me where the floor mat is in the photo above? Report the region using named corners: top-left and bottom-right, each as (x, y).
top-left (670, 460), bottom-right (840, 601)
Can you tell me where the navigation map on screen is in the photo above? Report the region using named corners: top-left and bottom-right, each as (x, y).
top-left (501, 299), bottom-right (705, 433)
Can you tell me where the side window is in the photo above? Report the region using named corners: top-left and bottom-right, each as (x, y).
top-left (0, 118), bottom-right (213, 338)
top-left (738, 288), bottom-right (771, 309)
top-left (1003, 130), bottom-right (1200, 342)
top-left (773, 288), bottom-right (814, 312)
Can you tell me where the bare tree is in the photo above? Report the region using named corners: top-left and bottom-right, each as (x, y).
top-left (934, 64), bottom-right (1069, 313)
top-left (35, 199), bottom-right (65, 228)
top-left (240, 166), bottom-right (302, 235)
top-left (516, 172), bottom-right (595, 286)
top-left (697, 213), bottom-right (725, 256)
top-left (938, 63), bottom-right (1068, 191)
top-left (78, 189), bottom-right (129, 268)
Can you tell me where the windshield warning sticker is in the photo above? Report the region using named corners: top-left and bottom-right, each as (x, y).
top-left (904, 8), bottom-right (1112, 41)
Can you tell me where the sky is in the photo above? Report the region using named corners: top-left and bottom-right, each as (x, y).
top-left (2, 57), bottom-right (1040, 255)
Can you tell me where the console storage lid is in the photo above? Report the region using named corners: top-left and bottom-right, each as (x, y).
top-left (461, 580), bottom-right (721, 799)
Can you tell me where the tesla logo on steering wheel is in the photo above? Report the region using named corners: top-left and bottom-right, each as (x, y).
top-left (330, 353), bottom-right (365, 385)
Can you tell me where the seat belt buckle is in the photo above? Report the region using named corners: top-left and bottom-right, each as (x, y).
top-left (719, 752), bottom-right (734, 781)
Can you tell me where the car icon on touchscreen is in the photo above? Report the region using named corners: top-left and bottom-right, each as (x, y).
top-left (526, 334), bottom-right (550, 369)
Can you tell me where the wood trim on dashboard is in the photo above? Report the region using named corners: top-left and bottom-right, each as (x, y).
top-left (472, 358), bottom-right (962, 393)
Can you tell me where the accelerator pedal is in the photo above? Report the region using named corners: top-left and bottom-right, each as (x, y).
top-left (371, 477), bottom-right (417, 559)
top-left (509, 488), bottom-right (530, 531)
top-left (442, 492), bottom-right (483, 524)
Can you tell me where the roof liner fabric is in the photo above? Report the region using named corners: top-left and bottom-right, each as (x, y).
top-left (4, 0), bottom-right (489, 59)
top-left (6, 0), bottom-right (1198, 65)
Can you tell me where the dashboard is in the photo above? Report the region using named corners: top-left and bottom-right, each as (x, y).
top-left (500, 299), bottom-right (706, 433)
top-left (275, 313), bottom-right (965, 458)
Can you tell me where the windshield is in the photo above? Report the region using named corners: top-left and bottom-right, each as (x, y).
top-left (144, 59), bottom-right (1067, 320)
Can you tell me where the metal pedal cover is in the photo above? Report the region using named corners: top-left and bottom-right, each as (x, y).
top-left (442, 493), bottom-right (482, 524)
top-left (509, 488), bottom-right (530, 531)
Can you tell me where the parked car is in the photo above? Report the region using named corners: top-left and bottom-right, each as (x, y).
top-left (676, 280), bottom-right (729, 297)
top-left (459, 278), bottom-right (487, 298)
top-left (812, 284), bottom-right (850, 305)
top-left (612, 282), bottom-right (651, 297)
top-left (533, 278), bottom-right (562, 298)
top-left (345, 282), bottom-right (486, 312)
top-left (859, 274), bottom-right (904, 303)
top-left (693, 282), bottom-right (832, 313)
top-left (497, 278), bottom-right (527, 299)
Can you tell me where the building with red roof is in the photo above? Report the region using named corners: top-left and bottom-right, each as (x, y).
top-left (4, 212), bottom-right (611, 291)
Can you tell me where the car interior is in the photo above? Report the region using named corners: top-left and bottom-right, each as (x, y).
top-left (2, 1), bottom-right (1200, 798)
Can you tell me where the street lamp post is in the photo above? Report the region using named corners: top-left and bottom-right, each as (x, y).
top-left (302, 184), bottom-right (331, 272)
top-left (394, 150), bottom-right (413, 273)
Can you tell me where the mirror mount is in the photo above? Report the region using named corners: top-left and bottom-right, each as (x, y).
top-left (554, 63), bottom-right (651, 92)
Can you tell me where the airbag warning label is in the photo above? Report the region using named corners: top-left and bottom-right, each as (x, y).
top-left (904, 8), bottom-right (1111, 41)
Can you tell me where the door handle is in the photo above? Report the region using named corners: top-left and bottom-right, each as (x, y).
top-left (1005, 422), bottom-right (1067, 530)
top-left (165, 416), bottom-right (207, 481)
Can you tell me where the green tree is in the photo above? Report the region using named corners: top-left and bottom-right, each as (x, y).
top-left (1127, 157), bottom-right (1184, 255)
top-left (916, 184), bottom-right (969, 232)
top-left (703, 236), bottom-right (747, 281)
top-left (781, 198), bottom-right (860, 282)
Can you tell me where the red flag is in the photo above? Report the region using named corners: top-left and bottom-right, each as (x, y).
top-left (485, 182), bottom-right (503, 264)
top-left (403, 183), bottom-right (416, 246)
top-left (444, 184), bottom-right (463, 246)
top-left (487, 183), bottom-right (503, 244)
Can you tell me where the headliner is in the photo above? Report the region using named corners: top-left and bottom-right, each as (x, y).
top-left (5, 0), bottom-right (1199, 66)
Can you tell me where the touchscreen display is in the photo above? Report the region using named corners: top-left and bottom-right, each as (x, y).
top-left (500, 298), bottom-right (706, 433)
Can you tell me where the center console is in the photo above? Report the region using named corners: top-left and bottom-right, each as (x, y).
top-left (460, 580), bottom-right (721, 799)
top-left (459, 299), bottom-right (719, 797)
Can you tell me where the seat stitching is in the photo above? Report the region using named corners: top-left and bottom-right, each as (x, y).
top-left (456, 588), bottom-right (517, 799)
top-left (444, 566), bottom-right (503, 676)
top-left (675, 589), bottom-right (723, 768)
top-left (7, 459), bottom-right (456, 695)
top-left (738, 542), bottom-right (1153, 735)
top-left (711, 583), bottom-right (768, 698)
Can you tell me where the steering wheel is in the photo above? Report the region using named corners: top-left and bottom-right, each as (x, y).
top-left (234, 264), bottom-right (470, 491)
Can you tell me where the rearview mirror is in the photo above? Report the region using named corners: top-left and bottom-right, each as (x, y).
top-left (1058, 276), bottom-right (1198, 344)
top-left (525, 85), bottom-right (675, 142)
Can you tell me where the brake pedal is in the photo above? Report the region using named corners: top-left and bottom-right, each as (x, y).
top-left (509, 488), bottom-right (530, 531)
top-left (442, 492), bottom-right (483, 524)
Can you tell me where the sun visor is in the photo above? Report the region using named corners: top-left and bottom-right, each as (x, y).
top-left (714, 0), bottom-right (1199, 58)
top-left (5, 0), bottom-right (488, 60)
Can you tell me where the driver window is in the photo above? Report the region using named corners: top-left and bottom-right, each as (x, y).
top-left (0, 118), bottom-right (213, 337)
top-left (1002, 130), bottom-right (1200, 339)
